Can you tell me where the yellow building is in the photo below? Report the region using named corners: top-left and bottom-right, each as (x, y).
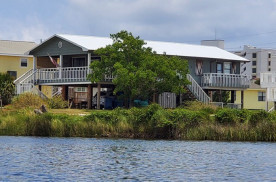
top-left (0, 40), bottom-right (37, 79)
top-left (235, 80), bottom-right (274, 110)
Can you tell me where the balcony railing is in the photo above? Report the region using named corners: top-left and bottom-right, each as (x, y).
top-left (201, 73), bottom-right (250, 89)
top-left (260, 72), bottom-right (276, 88)
top-left (35, 66), bottom-right (114, 84)
top-left (37, 67), bottom-right (91, 84)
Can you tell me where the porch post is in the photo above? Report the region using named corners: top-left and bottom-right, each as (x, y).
top-left (87, 53), bottom-right (91, 67)
top-left (241, 90), bottom-right (244, 109)
top-left (59, 55), bottom-right (63, 79)
top-left (33, 56), bottom-right (37, 84)
top-left (87, 52), bottom-right (91, 76)
top-left (33, 56), bottom-right (37, 70)
top-left (230, 90), bottom-right (235, 103)
top-left (62, 85), bottom-right (68, 101)
top-left (87, 84), bottom-right (92, 109)
top-left (97, 83), bottom-right (101, 110)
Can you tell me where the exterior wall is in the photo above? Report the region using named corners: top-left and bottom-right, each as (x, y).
top-left (235, 89), bottom-right (274, 110)
top-left (188, 58), bottom-right (241, 85)
top-left (201, 40), bottom-right (224, 49)
top-left (37, 57), bottom-right (56, 68)
top-left (41, 86), bottom-right (53, 98)
top-left (0, 55), bottom-right (33, 78)
top-left (237, 45), bottom-right (276, 78)
top-left (31, 37), bottom-right (86, 57)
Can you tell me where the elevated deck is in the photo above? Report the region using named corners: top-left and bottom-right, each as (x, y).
top-left (201, 73), bottom-right (250, 90)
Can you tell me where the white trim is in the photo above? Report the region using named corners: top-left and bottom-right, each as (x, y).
top-left (0, 53), bottom-right (33, 57)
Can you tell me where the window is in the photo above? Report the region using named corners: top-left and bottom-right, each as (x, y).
top-left (252, 68), bottom-right (256, 73)
top-left (252, 61), bottom-right (256, 66)
top-left (268, 53), bottom-right (271, 58)
top-left (268, 61), bottom-right (271, 66)
top-left (72, 57), bottom-right (86, 67)
top-left (216, 63), bottom-right (223, 73)
top-left (74, 87), bottom-right (87, 92)
top-left (258, 92), bottom-right (266, 101)
top-left (252, 53), bottom-right (257, 58)
top-left (224, 62), bottom-right (231, 74)
top-left (7, 71), bottom-right (17, 79)
top-left (20, 58), bottom-right (28, 67)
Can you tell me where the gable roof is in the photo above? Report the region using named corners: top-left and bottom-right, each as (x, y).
top-left (0, 40), bottom-right (37, 56)
top-left (28, 34), bottom-right (248, 62)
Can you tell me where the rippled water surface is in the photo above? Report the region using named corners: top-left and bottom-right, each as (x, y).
top-left (0, 137), bottom-right (276, 181)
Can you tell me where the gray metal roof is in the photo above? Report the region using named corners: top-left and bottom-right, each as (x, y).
top-left (0, 40), bottom-right (37, 56)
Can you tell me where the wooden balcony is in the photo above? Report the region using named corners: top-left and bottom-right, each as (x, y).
top-left (201, 73), bottom-right (250, 89)
top-left (36, 66), bottom-right (113, 85)
top-left (260, 72), bottom-right (276, 88)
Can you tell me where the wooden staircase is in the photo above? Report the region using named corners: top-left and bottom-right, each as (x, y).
top-left (181, 86), bottom-right (197, 102)
top-left (186, 74), bottom-right (210, 104)
top-left (14, 69), bottom-right (48, 99)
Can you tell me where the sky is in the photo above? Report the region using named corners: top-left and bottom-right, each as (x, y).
top-left (1, 0), bottom-right (276, 51)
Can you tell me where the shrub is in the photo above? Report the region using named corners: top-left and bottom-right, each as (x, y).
top-left (47, 96), bottom-right (68, 109)
top-left (236, 109), bottom-right (250, 123)
top-left (0, 73), bottom-right (15, 105)
top-left (215, 108), bottom-right (238, 125)
top-left (11, 92), bottom-right (47, 109)
top-left (249, 110), bottom-right (272, 127)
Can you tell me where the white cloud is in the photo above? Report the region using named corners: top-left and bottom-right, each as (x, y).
top-left (0, 16), bottom-right (51, 43)
top-left (1, 0), bottom-right (276, 49)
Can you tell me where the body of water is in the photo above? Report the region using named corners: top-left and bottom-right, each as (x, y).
top-left (0, 136), bottom-right (275, 181)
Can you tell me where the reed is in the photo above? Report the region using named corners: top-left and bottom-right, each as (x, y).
top-left (0, 104), bottom-right (276, 141)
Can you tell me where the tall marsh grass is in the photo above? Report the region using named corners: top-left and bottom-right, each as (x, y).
top-left (0, 104), bottom-right (276, 141)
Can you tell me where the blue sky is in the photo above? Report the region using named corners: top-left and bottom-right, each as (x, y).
top-left (1, 0), bottom-right (276, 51)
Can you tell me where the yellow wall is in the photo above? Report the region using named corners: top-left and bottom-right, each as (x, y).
top-left (0, 55), bottom-right (33, 78)
top-left (235, 90), bottom-right (274, 110)
top-left (41, 86), bottom-right (53, 98)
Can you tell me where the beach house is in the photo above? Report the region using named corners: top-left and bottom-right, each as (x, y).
top-left (15, 34), bottom-right (250, 109)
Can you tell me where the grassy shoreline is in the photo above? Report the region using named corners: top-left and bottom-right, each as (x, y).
top-left (0, 104), bottom-right (276, 141)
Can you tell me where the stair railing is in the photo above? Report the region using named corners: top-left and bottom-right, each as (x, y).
top-left (15, 70), bottom-right (48, 99)
top-left (186, 74), bottom-right (210, 104)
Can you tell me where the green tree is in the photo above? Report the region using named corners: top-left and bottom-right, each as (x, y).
top-left (88, 30), bottom-right (189, 107)
top-left (213, 90), bottom-right (230, 104)
top-left (0, 73), bottom-right (15, 105)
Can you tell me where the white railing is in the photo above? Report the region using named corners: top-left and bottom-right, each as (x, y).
top-left (268, 106), bottom-right (274, 112)
top-left (52, 86), bottom-right (62, 97)
top-left (260, 72), bottom-right (276, 88)
top-left (15, 70), bottom-right (48, 99)
top-left (266, 88), bottom-right (276, 101)
top-left (225, 103), bottom-right (242, 109)
top-left (37, 67), bottom-right (92, 84)
top-left (14, 69), bottom-right (34, 85)
top-left (201, 73), bottom-right (250, 88)
top-left (36, 66), bottom-right (113, 84)
top-left (187, 74), bottom-right (210, 104)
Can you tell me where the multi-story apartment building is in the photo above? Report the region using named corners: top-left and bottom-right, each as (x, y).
top-left (234, 45), bottom-right (276, 78)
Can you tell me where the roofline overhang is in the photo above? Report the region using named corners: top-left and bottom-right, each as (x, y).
top-left (0, 53), bottom-right (33, 57)
top-left (179, 55), bottom-right (249, 62)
